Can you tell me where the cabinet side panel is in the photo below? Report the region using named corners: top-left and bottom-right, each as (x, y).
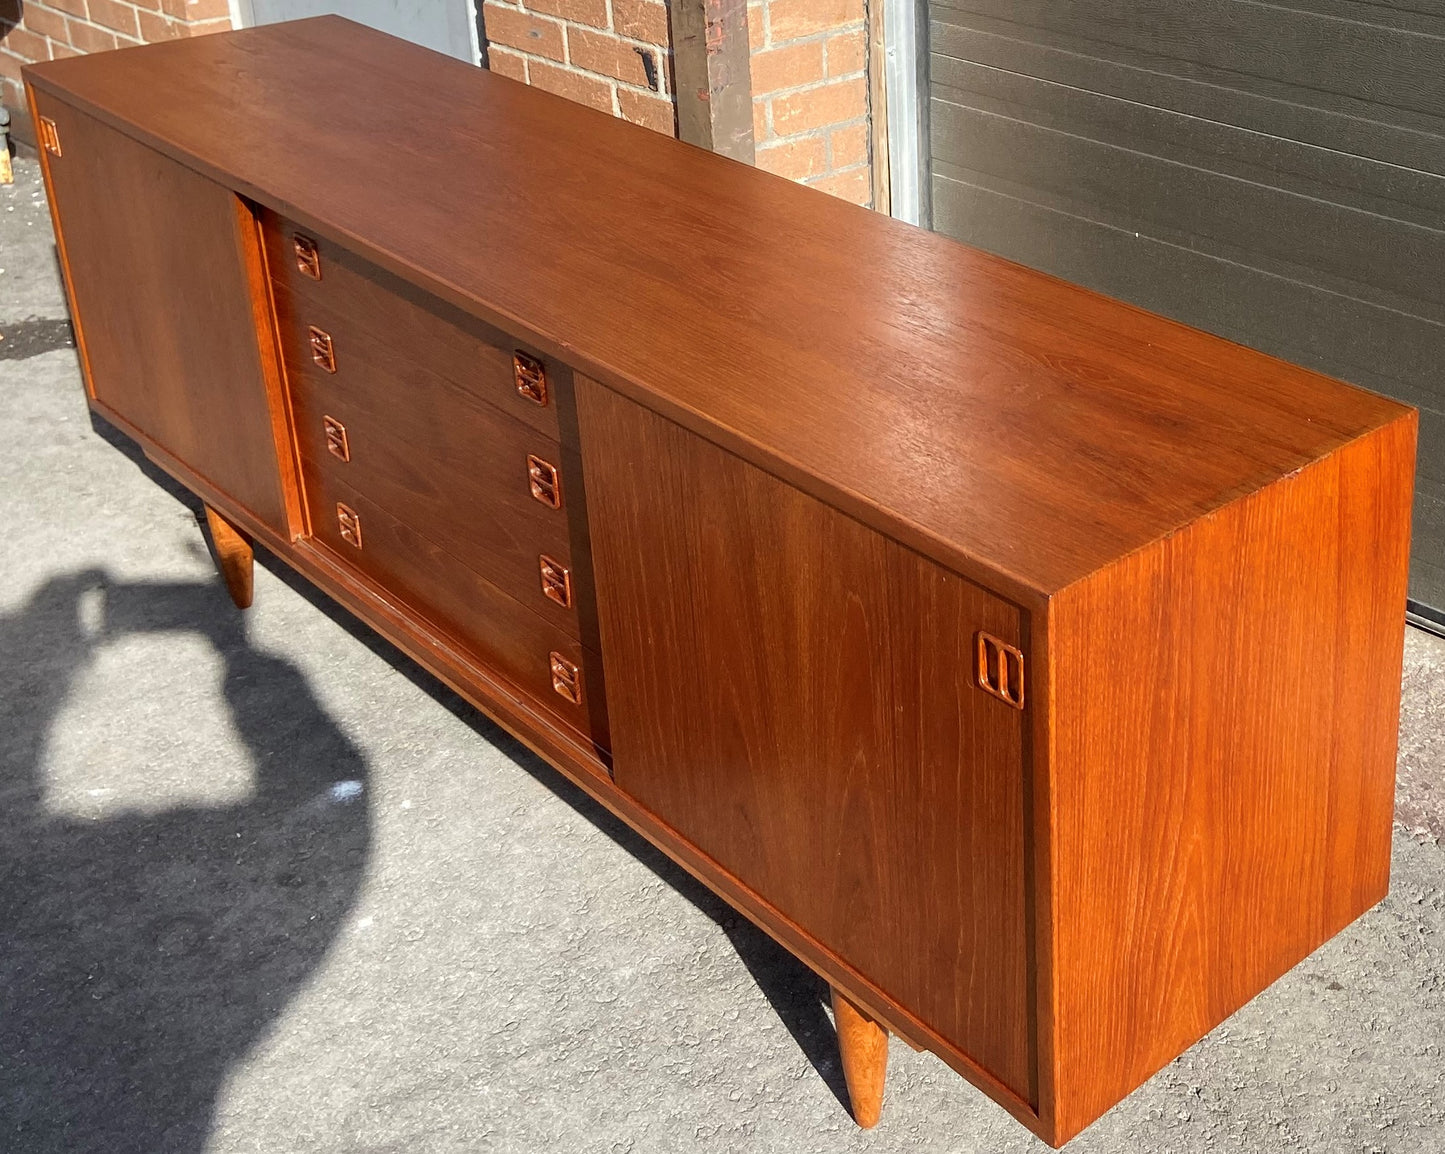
top-left (1048, 413), bottom-right (1417, 1141)
top-left (577, 376), bottom-right (1034, 1102)
top-left (30, 91), bottom-right (287, 534)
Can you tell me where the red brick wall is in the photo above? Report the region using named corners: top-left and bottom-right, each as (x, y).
top-left (481, 0), bottom-right (674, 135)
top-left (1, 0), bottom-right (229, 120)
top-left (479, 0), bottom-right (878, 205)
top-left (2, 0), bottom-right (878, 210)
top-left (747, 0), bottom-right (872, 205)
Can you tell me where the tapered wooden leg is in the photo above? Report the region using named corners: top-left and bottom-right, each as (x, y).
top-left (203, 504), bottom-right (254, 609)
top-left (832, 986), bottom-right (888, 1128)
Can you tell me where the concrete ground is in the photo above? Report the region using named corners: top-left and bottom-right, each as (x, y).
top-left (2, 153), bottom-right (1444, 1154)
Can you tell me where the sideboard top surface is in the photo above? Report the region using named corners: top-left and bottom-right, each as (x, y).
top-left (25, 17), bottom-right (1410, 599)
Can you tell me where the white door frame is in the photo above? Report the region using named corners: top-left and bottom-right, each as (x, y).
top-left (231, 0), bottom-right (482, 65)
top-left (882, 0), bottom-right (929, 226)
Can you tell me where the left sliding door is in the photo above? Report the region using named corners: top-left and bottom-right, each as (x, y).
top-left (29, 91), bottom-right (290, 536)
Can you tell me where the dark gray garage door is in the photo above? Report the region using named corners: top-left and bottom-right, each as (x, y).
top-left (927, 0), bottom-right (1445, 621)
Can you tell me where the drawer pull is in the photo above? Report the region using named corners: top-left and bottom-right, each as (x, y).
top-left (39, 116), bottom-right (62, 157)
top-left (527, 454), bottom-right (562, 509)
top-left (293, 234), bottom-right (322, 280)
top-left (323, 415), bottom-right (350, 462)
top-left (514, 352), bottom-right (548, 406)
top-left (539, 554), bottom-right (573, 608)
top-left (336, 502), bottom-right (363, 549)
top-left (976, 632), bottom-right (1025, 709)
top-left (549, 652), bottom-right (582, 704)
top-left (309, 325), bottom-right (337, 373)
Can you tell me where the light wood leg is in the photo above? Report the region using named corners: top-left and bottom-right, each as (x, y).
top-left (832, 986), bottom-right (888, 1128)
top-left (204, 504), bottom-right (254, 609)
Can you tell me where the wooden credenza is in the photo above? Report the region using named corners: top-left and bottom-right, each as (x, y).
top-left (24, 18), bottom-right (1418, 1146)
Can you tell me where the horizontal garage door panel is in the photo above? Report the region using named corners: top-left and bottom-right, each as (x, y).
top-left (929, 18), bottom-right (1445, 174)
top-left (929, 53), bottom-right (1445, 235)
top-left (929, 98), bottom-right (1445, 312)
top-left (928, 1), bottom-right (1445, 611)
top-left (931, 0), bottom-right (1445, 123)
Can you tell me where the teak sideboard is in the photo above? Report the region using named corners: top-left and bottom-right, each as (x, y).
top-left (24, 18), bottom-right (1417, 1145)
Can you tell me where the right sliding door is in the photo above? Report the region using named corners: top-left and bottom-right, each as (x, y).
top-left (925, 0), bottom-right (1445, 616)
top-left (575, 376), bottom-right (1035, 1105)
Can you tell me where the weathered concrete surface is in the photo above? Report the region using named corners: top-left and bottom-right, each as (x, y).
top-left (2, 156), bottom-right (1443, 1154)
top-left (1399, 633), bottom-right (1445, 846)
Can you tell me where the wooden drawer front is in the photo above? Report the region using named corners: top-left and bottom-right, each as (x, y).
top-left (274, 287), bottom-right (580, 636)
top-left (260, 208), bottom-right (559, 440)
top-left (308, 470), bottom-right (607, 746)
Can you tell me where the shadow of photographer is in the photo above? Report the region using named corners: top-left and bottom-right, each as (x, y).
top-left (0, 568), bottom-right (371, 1154)
top-left (80, 415), bottom-right (854, 1137)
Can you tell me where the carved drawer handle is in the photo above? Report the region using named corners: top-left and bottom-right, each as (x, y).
top-left (323, 415), bottom-right (350, 462)
top-left (294, 234), bottom-right (322, 280)
top-left (976, 632), bottom-right (1025, 709)
top-left (336, 502), bottom-right (362, 549)
top-left (549, 652), bottom-right (582, 704)
top-left (539, 555), bottom-right (572, 608)
top-left (514, 352), bottom-right (548, 406)
top-left (309, 325), bottom-right (336, 373)
top-left (39, 116), bottom-right (61, 157)
top-left (527, 454), bottom-right (562, 509)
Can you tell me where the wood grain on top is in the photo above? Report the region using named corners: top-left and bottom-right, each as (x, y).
top-left (23, 17), bottom-right (1409, 600)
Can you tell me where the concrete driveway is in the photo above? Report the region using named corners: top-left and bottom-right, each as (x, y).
top-left (3, 154), bottom-right (1444, 1154)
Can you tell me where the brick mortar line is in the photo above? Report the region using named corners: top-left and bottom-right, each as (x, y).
top-left (492, 46), bottom-right (533, 85)
top-left (501, 47), bottom-right (671, 105)
top-left (7, 2), bottom-right (202, 55)
top-left (758, 113), bottom-right (867, 147)
top-left (757, 147), bottom-right (870, 186)
top-left (823, 117), bottom-right (868, 169)
top-left (3, 4), bottom-right (207, 68)
top-left (803, 159), bottom-right (869, 181)
top-left (565, 25), bottom-right (668, 54)
top-left (756, 100), bottom-right (774, 141)
top-left (560, 23), bottom-right (670, 94)
top-left (501, 53), bottom-right (622, 115)
top-left (761, 125), bottom-right (869, 175)
top-left (762, 132), bottom-right (861, 174)
top-left (4, 28), bottom-right (130, 61)
top-left (484, 3), bottom-right (670, 94)
top-left (755, 22), bottom-right (865, 52)
top-left (67, 14), bottom-right (144, 42)
top-left (749, 17), bottom-right (867, 89)
top-left (40, 1), bottom-right (221, 19)
top-left (490, 34), bottom-right (670, 99)
top-left (64, 4), bottom-right (146, 40)
top-left (487, 5), bottom-right (668, 56)
top-left (753, 67), bottom-right (866, 102)
top-left (748, 0), bottom-right (770, 51)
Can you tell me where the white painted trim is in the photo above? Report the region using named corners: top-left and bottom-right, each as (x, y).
top-left (230, 0), bottom-right (254, 28)
top-left (882, 0), bottom-right (927, 225)
top-left (465, 0), bottom-right (482, 66)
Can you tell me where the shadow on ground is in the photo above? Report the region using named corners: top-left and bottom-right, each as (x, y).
top-left (0, 568), bottom-right (371, 1154)
top-left (0, 415), bottom-right (850, 1153)
top-left (361, 623), bottom-right (857, 1115)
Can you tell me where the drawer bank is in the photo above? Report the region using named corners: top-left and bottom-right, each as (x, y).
top-left (24, 18), bottom-right (1416, 1145)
